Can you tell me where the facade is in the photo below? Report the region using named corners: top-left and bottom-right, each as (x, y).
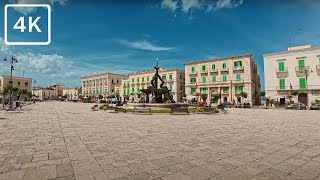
top-left (263, 45), bottom-right (320, 106)
top-left (81, 73), bottom-right (128, 98)
top-left (184, 54), bottom-right (261, 105)
top-left (50, 84), bottom-right (64, 98)
top-left (62, 87), bottom-right (82, 101)
top-left (32, 88), bottom-right (58, 101)
top-left (120, 69), bottom-right (185, 102)
top-left (0, 75), bottom-right (32, 93)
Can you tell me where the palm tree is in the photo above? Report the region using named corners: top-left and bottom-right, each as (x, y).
top-left (1, 85), bottom-right (18, 109)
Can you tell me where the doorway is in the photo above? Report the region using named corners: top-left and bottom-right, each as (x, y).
top-left (298, 93), bottom-right (308, 105)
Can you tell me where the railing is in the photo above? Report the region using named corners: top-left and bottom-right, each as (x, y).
top-left (220, 68), bottom-right (229, 72)
top-left (200, 70), bottom-right (208, 74)
top-left (276, 68), bottom-right (288, 73)
top-left (222, 91), bottom-right (229, 94)
top-left (210, 69), bottom-right (218, 73)
top-left (189, 71), bottom-right (198, 75)
top-left (190, 81), bottom-right (197, 85)
top-left (233, 66), bottom-right (244, 71)
top-left (295, 66), bottom-right (309, 72)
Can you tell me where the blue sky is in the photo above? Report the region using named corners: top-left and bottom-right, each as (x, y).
top-left (1, 0), bottom-right (320, 90)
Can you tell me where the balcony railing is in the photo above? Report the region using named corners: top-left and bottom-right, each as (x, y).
top-left (210, 69), bottom-right (218, 73)
top-left (200, 70), bottom-right (208, 74)
top-left (233, 66), bottom-right (244, 71)
top-left (222, 91), bottom-right (229, 94)
top-left (189, 71), bottom-right (197, 75)
top-left (190, 81), bottom-right (197, 85)
top-left (295, 66), bottom-right (309, 72)
top-left (220, 68), bottom-right (229, 73)
top-left (276, 68), bottom-right (289, 78)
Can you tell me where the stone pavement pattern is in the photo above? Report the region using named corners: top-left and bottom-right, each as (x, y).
top-left (0, 102), bottom-right (320, 180)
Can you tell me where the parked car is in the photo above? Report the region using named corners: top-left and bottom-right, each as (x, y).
top-left (310, 104), bottom-right (320, 110)
top-left (286, 103), bottom-right (307, 110)
top-left (235, 103), bottom-right (251, 108)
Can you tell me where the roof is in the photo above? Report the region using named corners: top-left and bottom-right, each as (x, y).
top-left (263, 46), bottom-right (320, 57)
top-left (80, 72), bottom-right (128, 79)
top-left (184, 54), bottom-right (252, 65)
top-left (0, 75), bottom-right (32, 80)
top-left (130, 68), bottom-right (184, 76)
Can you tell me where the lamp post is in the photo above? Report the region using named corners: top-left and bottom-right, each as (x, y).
top-left (3, 54), bottom-right (18, 111)
top-left (304, 66), bottom-right (313, 108)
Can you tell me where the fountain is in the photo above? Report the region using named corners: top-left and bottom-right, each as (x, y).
top-left (128, 61), bottom-right (187, 109)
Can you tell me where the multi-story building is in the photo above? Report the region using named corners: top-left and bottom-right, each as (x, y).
top-left (32, 87), bottom-right (58, 101)
top-left (81, 73), bottom-right (128, 98)
top-left (120, 69), bottom-right (185, 102)
top-left (263, 45), bottom-right (320, 106)
top-left (184, 54), bottom-right (261, 105)
top-left (0, 75), bottom-right (32, 93)
top-left (62, 87), bottom-right (82, 101)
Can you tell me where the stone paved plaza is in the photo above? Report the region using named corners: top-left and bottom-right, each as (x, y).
top-left (0, 102), bottom-right (320, 180)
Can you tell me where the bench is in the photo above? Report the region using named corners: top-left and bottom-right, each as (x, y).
top-left (170, 107), bottom-right (189, 115)
top-left (91, 105), bottom-right (99, 111)
top-left (106, 106), bottom-right (127, 113)
top-left (133, 107), bottom-right (151, 114)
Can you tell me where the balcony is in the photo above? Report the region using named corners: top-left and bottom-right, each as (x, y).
top-left (210, 69), bottom-right (218, 74)
top-left (233, 66), bottom-right (244, 72)
top-left (200, 70), bottom-right (208, 74)
top-left (220, 68), bottom-right (229, 73)
top-left (276, 68), bottom-right (289, 78)
top-left (222, 91), bottom-right (229, 95)
top-left (317, 65), bottom-right (320, 76)
top-left (295, 66), bottom-right (310, 77)
top-left (189, 82), bottom-right (197, 86)
top-left (189, 71), bottom-right (198, 76)
top-left (167, 79), bottom-right (174, 83)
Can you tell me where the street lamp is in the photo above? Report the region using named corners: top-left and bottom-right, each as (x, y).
top-left (3, 54), bottom-right (18, 111)
top-left (304, 66), bottom-right (313, 107)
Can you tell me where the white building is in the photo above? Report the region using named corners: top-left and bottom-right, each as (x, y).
top-left (62, 87), bottom-right (81, 101)
top-left (263, 45), bottom-right (320, 106)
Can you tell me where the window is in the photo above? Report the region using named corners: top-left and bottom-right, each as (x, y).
top-left (235, 86), bottom-right (243, 93)
top-left (212, 64), bottom-right (216, 70)
top-left (132, 79), bottom-right (134, 83)
top-left (180, 75), bottom-right (182, 79)
top-left (191, 66), bottom-right (195, 73)
top-left (234, 61), bottom-right (242, 68)
top-left (298, 59), bottom-right (305, 70)
top-left (180, 85), bottom-right (182, 91)
top-left (202, 88), bottom-right (207, 94)
top-left (137, 87), bottom-right (140, 92)
top-left (299, 78), bottom-right (306, 89)
top-left (117, 80), bottom-right (119, 83)
top-left (147, 76), bottom-right (150, 82)
top-left (202, 65), bottom-right (206, 71)
top-left (190, 78), bottom-right (196, 83)
top-left (236, 74), bottom-right (241, 81)
top-left (18, 81), bottom-right (20, 85)
top-left (222, 63), bottom-right (227, 69)
top-left (190, 88), bottom-right (196, 94)
top-left (278, 61), bottom-right (285, 72)
top-left (142, 86), bottom-right (144, 90)
top-left (222, 75), bottom-right (227, 82)
top-left (169, 74), bottom-right (173, 80)
top-left (279, 79), bottom-right (285, 90)
top-left (137, 78), bottom-right (140, 83)
top-left (123, 90), bottom-right (126, 95)
top-left (100, 89), bottom-right (102, 94)
top-left (132, 88), bottom-right (134, 93)
top-left (223, 87), bottom-right (229, 93)
top-left (202, 77), bottom-right (206, 83)
top-left (142, 77), bottom-right (145, 83)
top-left (169, 85), bottom-right (172, 91)
top-left (111, 79), bottom-right (114, 84)
top-left (127, 89), bottom-right (129, 95)
top-left (162, 75), bottom-right (166, 80)
top-left (212, 76), bottom-right (216, 82)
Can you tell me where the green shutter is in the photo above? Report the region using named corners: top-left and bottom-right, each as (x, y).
top-left (212, 76), bottom-right (216, 82)
top-left (127, 89), bottom-right (129, 95)
top-left (298, 60), bottom-right (305, 70)
top-left (202, 88), bottom-right (207, 94)
top-left (191, 66), bottom-right (195, 72)
top-left (202, 77), bottom-right (206, 83)
top-left (222, 63), bottom-right (226, 69)
top-left (279, 62), bottom-right (284, 72)
top-left (169, 85), bottom-right (172, 91)
top-left (202, 65), bottom-right (206, 71)
top-left (142, 78), bottom-right (144, 83)
top-left (137, 87), bottom-right (140, 92)
top-left (279, 79), bottom-right (285, 90)
top-left (147, 77), bottom-right (149, 82)
top-left (299, 78), bottom-right (306, 89)
top-left (212, 64), bottom-right (216, 70)
top-left (223, 75), bottom-right (227, 82)
top-left (236, 74), bottom-right (241, 81)
top-left (169, 74), bottom-right (173, 80)
top-left (132, 88), bottom-right (134, 93)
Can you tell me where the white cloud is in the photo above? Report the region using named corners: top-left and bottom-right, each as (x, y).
top-left (161, 0), bottom-right (244, 13)
top-left (161, 0), bottom-right (179, 11)
top-left (9, 0), bottom-right (67, 15)
top-left (118, 40), bottom-right (174, 52)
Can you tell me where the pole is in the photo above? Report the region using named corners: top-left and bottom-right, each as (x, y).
top-left (306, 68), bottom-right (308, 108)
top-left (9, 56), bottom-right (13, 111)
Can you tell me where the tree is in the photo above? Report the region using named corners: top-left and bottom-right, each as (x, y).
top-left (211, 94), bottom-right (220, 103)
top-left (240, 92), bottom-right (248, 99)
top-left (1, 85), bottom-right (18, 109)
top-left (291, 90), bottom-right (299, 97)
top-left (259, 91), bottom-right (266, 98)
top-left (124, 95), bottom-right (130, 101)
top-left (201, 94), bottom-right (208, 102)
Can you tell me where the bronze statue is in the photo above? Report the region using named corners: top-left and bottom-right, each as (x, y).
top-left (140, 60), bottom-right (175, 103)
